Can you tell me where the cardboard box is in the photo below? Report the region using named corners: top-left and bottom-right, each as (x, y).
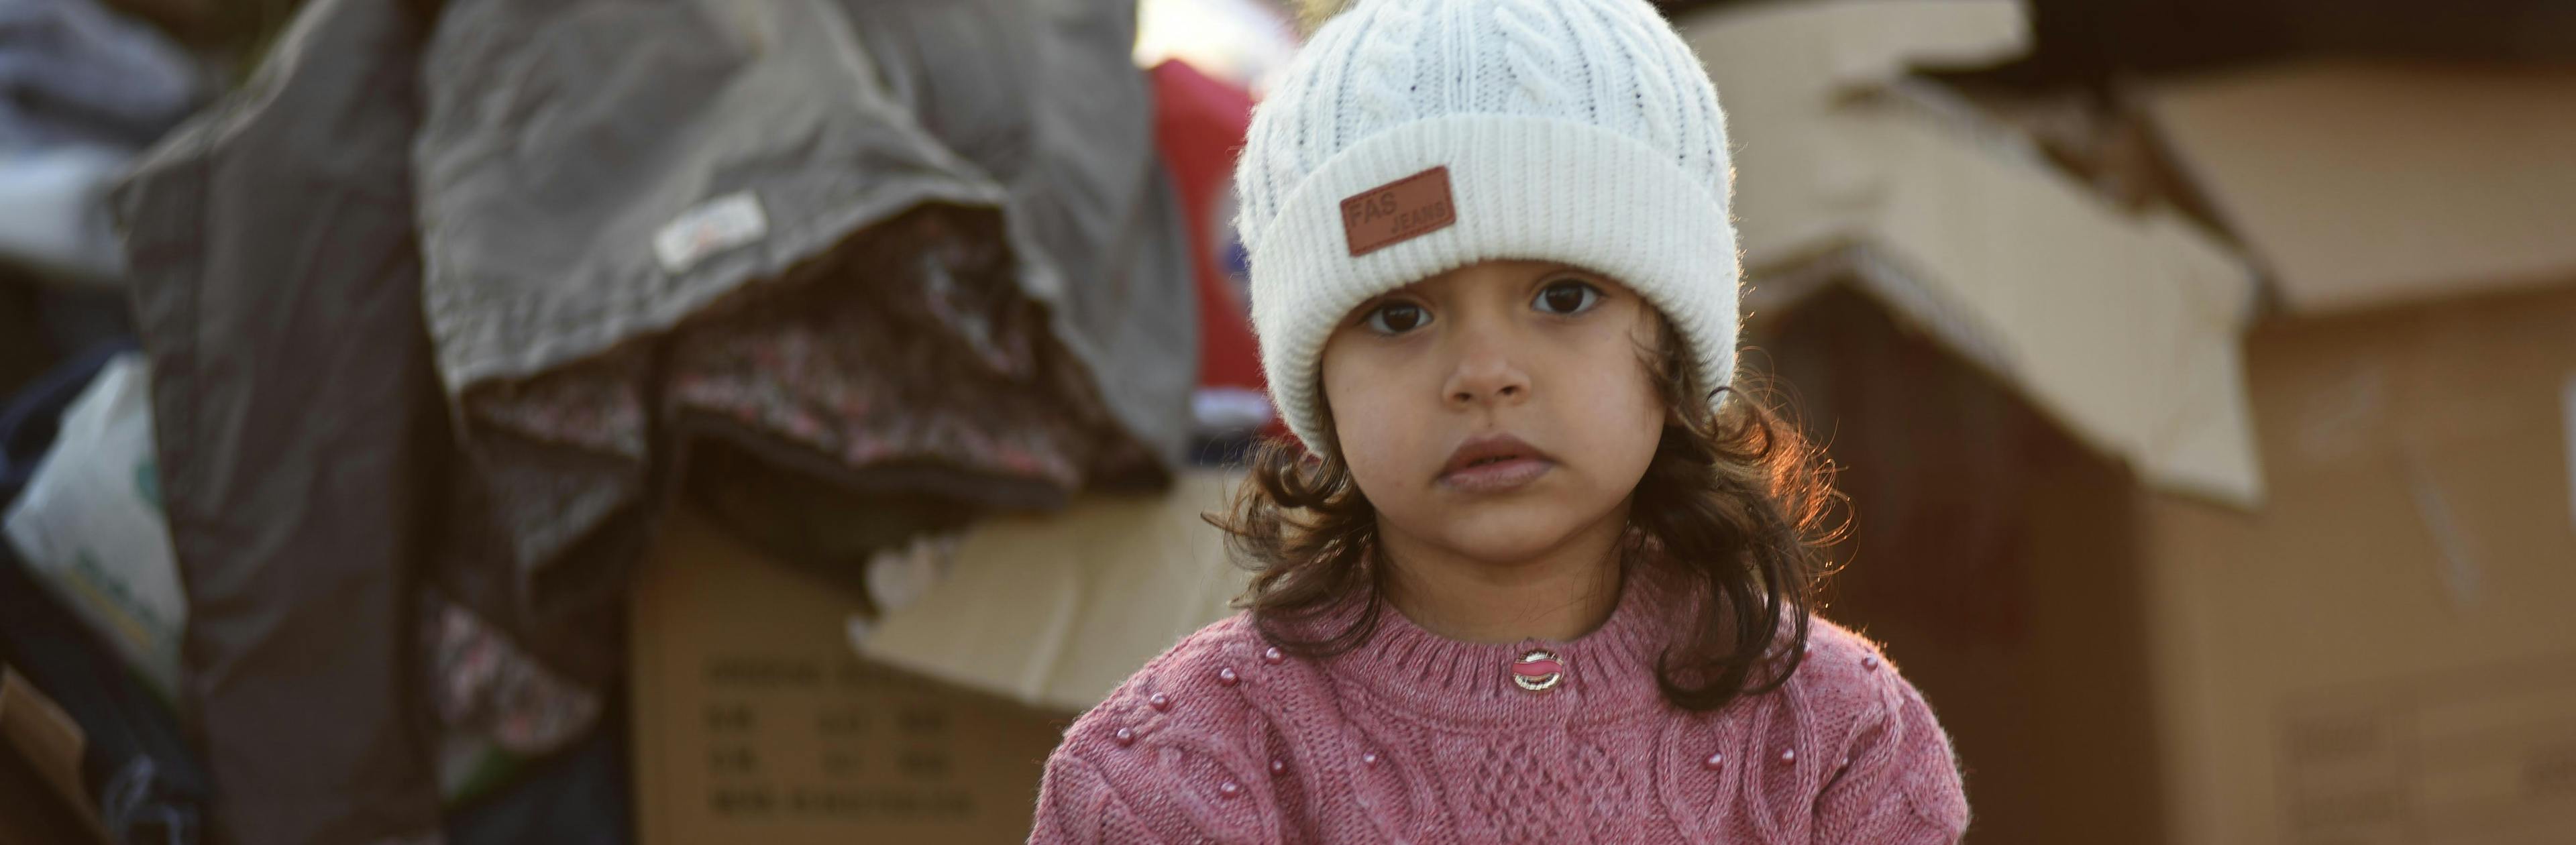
top-left (1, 667), bottom-right (111, 845)
top-left (1701, 13), bottom-right (2576, 844)
top-left (629, 509), bottom-right (1073, 845)
top-left (2139, 283), bottom-right (2576, 845)
top-left (2134, 60), bottom-right (2576, 845)
top-left (1680, 0), bottom-right (2265, 508)
top-left (1754, 274), bottom-right (2576, 845)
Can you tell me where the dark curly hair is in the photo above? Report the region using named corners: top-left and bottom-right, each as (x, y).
top-left (1207, 318), bottom-right (1849, 712)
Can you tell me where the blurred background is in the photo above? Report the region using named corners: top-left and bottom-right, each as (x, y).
top-left (0, 0), bottom-right (2571, 843)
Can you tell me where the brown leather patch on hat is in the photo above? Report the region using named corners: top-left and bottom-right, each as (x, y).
top-left (1340, 166), bottom-right (1456, 257)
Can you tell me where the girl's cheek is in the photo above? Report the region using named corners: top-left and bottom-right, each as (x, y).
top-left (1322, 354), bottom-right (1417, 470)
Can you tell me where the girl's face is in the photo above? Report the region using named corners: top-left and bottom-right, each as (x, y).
top-left (1320, 259), bottom-right (1668, 569)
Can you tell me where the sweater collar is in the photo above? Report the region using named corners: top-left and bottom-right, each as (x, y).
top-left (1305, 563), bottom-right (1682, 724)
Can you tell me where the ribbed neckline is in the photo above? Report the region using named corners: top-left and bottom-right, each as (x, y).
top-left (1302, 564), bottom-right (1682, 726)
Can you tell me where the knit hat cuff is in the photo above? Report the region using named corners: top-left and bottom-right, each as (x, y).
top-left (1246, 113), bottom-right (1741, 453)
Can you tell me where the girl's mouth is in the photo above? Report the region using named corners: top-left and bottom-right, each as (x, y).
top-left (1437, 433), bottom-right (1556, 493)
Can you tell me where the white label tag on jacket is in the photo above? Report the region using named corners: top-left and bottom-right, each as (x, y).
top-left (653, 191), bottom-right (768, 274)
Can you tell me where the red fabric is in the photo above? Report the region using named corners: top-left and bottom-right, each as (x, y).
top-left (1150, 59), bottom-right (1267, 405)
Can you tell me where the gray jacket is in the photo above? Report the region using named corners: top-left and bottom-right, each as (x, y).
top-left (415, 0), bottom-right (1193, 667)
top-left (113, 0), bottom-right (449, 842)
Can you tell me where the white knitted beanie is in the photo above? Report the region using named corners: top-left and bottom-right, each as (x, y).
top-left (1238, 0), bottom-right (1742, 455)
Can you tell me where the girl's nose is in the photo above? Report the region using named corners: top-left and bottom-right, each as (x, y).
top-left (1443, 335), bottom-right (1532, 408)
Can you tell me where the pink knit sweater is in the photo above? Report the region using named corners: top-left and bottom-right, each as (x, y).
top-left (1028, 575), bottom-right (1970, 844)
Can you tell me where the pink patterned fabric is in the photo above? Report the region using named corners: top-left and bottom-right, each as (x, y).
top-left (1029, 575), bottom-right (1970, 844)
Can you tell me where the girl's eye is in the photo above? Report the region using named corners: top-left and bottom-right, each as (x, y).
top-left (1363, 301), bottom-right (1429, 334)
top-left (1534, 279), bottom-right (1603, 316)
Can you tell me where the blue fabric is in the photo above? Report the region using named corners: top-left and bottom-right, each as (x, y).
top-left (0, 338), bottom-right (130, 503)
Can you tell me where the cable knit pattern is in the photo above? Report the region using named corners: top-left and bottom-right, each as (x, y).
top-left (1028, 577), bottom-right (1970, 844)
top-left (1236, 0), bottom-right (1745, 455)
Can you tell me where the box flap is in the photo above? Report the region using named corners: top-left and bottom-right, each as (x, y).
top-left (856, 472), bottom-right (1248, 712)
top-left (2145, 62), bottom-right (2576, 314)
top-left (1685, 1), bottom-right (2267, 506)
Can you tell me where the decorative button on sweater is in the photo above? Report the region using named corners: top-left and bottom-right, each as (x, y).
top-left (1510, 649), bottom-right (1564, 692)
top-left (1030, 575), bottom-right (1969, 844)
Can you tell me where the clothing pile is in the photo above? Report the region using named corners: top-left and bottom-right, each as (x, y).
top-left (0, 0), bottom-right (1265, 842)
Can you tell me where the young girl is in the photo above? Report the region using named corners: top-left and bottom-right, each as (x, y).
top-left (1029, 0), bottom-right (1968, 841)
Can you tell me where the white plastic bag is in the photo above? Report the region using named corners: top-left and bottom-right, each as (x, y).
top-left (5, 354), bottom-right (184, 699)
